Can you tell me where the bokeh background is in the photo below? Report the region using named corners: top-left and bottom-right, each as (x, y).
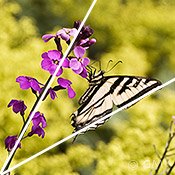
top-left (0, 0), bottom-right (175, 174)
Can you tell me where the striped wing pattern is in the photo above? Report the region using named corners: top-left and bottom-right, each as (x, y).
top-left (71, 75), bottom-right (161, 133)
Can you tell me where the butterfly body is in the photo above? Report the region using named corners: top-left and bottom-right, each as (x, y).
top-left (71, 69), bottom-right (161, 134)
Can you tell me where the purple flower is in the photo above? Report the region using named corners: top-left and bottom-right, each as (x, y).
top-left (16, 76), bottom-right (41, 92)
top-left (41, 50), bottom-right (69, 76)
top-left (57, 78), bottom-right (76, 98)
top-left (42, 28), bottom-right (77, 43)
top-left (56, 28), bottom-right (77, 42)
top-left (5, 135), bottom-right (21, 152)
top-left (28, 112), bottom-right (46, 138)
top-left (42, 21), bottom-right (95, 54)
top-left (8, 99), bottom-right (27, 116)
top-left (69, 46), bottom-right (90, 78)
top-left (28, 125), bottom-right (45, 138)
top-left (32, 112), bottom-right (47, 128)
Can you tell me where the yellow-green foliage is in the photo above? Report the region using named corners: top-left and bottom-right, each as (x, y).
top-left (0, 0), bottom-right (175, 174)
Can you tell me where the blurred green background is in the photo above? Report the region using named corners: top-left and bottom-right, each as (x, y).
top-left (0, 0), bottom-right (175, 174)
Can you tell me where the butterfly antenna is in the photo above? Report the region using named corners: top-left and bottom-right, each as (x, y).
top-left (106, 60), bottom-right (113, 71)
top-left (89, 60), bottom-right (97, 66)
top-left (87, 64), bottom-right (97, 75)
top-left (106, 60), bottom-right (123, 73)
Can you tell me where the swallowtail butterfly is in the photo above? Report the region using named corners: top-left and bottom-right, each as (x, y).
top-left (71, 66), bottom-right (161, 137)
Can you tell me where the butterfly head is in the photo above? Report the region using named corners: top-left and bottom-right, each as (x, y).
top-left (86, 60), bottom-right (122, 83)
top-left (86, 65), bottom-right (105, 83)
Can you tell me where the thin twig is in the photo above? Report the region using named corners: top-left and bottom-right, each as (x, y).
top-left (165, 157), bottom-right (171, 169)
top-left (166, 161), bottom-right (175, 175)
top-left (154, 122), bottom-right (175, 175)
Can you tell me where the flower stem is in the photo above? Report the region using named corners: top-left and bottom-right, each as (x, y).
top-left (21, 115), bottom-right (25, 123)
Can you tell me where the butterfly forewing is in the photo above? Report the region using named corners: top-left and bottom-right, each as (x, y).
top-left (108, 76), bottom-right (161, 108)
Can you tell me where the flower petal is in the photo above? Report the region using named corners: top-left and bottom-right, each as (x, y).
top-left (48, 50), bottom-right (62, 61)
top-left (80, 38), bottom-right (96, 48)
top-left (41, 59), bottom-right (52, 71)
top-left (57, 78), bottom-right (72, 88)
top-left (67, 86), bottom-right (76, 98)
top-left (82, 57), bottom-right (90, 66)
top-left (42, 34), bottom-right (55, 42)
top-left (60, 32), bottom-right (70, 41)
top-left (8, 99), bottom-right (27, 115)
top-left (80, 67), bottom-right (88, 78)
top-left (41, 52), bottom-right (49, 59)
top-left (80, 38), bottom-right (89, 45)
top-left (62, 58), bottom-right (69, 68)
top-left (48, 64), bottom-right (57, 75)
top-left (74, 46), bottom-right (85, 58)
top-left (56, 67), bottom-right (63, 76)
top-left (49, 88), bottom-right (57, 100)
top-left (30, 79), bottom-right (41, 92)
top-left (56, 28), bottom-right (70, 41)
top-left (69, 28), bottom-right (78, 36)
top-left (73, 65), bottom-right (83, 74)
top-left (16, 76), bottom-right (31, 90)
top-left (13, 102), bottom-right (22, 113)
top-left (28, 126), bottom-right (45, 138)
top-left (69, 58), bottom-right (81, 70)
top-left (8, 99), bottom-right (18, 107)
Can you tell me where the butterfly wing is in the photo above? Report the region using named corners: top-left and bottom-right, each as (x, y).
top-left (71, 76), bottom-right (161, 133)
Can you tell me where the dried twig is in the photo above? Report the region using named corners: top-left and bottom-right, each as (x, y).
top-left (166, 161), bottom-right (175, 175)
top-left (154, 121), bottom-right (175, 175)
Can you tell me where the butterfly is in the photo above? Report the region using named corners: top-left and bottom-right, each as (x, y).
top-left (71, 65), bottom-right (162, 137)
